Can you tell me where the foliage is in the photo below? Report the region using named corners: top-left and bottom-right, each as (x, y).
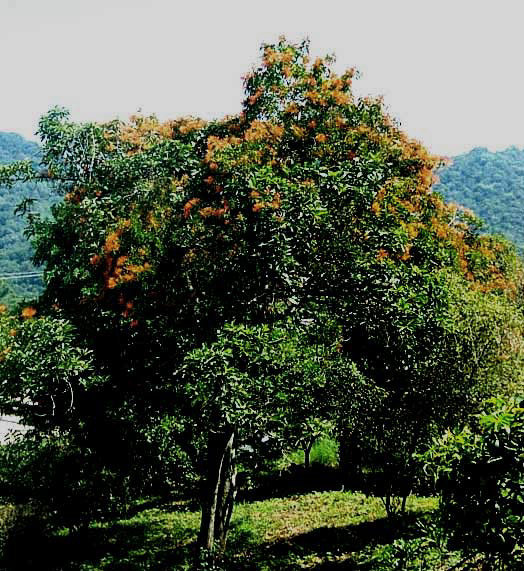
top-left (0, 310), bottom-right (103, 430)
top-left (425, 396), bottom-right (524, 567)
top-left (0, 434), bottom-right (129, 530)
top-left (0, 310), bottom-right (194, 527)
top-left (435, 146), bottom-right (524, 253)
top-left (0, 132), bottom-right (55, 304)
top-left (0, 311), bottom-right (129, 527)
top-left (335, 269), bottom-right (524, 511)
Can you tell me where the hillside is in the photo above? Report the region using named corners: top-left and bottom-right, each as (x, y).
top-left (435, 146), bottom-right (524, 252)
top-left (0, 132), bottom-right (55, 304)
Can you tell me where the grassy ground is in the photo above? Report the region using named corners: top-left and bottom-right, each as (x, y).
top-left (4, 491), bottom-right (460, 570)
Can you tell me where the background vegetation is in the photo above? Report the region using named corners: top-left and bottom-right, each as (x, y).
top-left (0, 132), bottom-right (54, 303)
top-left (435, 146), bottom-right (524, 252)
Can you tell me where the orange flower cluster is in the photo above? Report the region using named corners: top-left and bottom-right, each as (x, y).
top-left (285, 103), bottom-right (300, 115)
top-left (251, 190), bottom-right (281, 213)
top-left (247, 88), bottom-right (264, 106)
top-left (183, 198), bottom-right (201, 218)
top-left (263, 46), bottom-right (295, 67)
top-left (199, 199), bottom-right (230, 219)
top-left (146, 211), bottom-right (160, 229)
top-left (399, 245), bottom-right (412, 261)
top-left (64, 186), bottom-right (87, 204)
top-left (376, 249), bottom-right (389, 262)
top-left (104, 255), bottom-right (151, 290)
top-left (290, 125), bottom-right (306, 139)
top-left (205, 135), bottom-right (242, 163)
top-left (104, 231), bottom-right (121, 254)
top-left (244, 121), bottom-right (284, 143)
top-left (0, 347), bottom-right (11, 363)
top-left (119, 115), bottom-right (175, 153)
top-left (405, 222), bottom-right (422, 240)
top-left (304, 90), bottom-right (322, 104)
top-left (105, 255), bottom-right (128, 289)
top-left (371, 202), bottom-right (381, 216)
top-left (92, 220), bottom-right (151, 291)
top-left (21, 307), bottom-right (37, 319)
top-left (173, 117), bottom-right (207, 136)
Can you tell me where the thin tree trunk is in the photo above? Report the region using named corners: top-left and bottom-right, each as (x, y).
top-left (338, 428), bottom-right (362, 488)
top-left (304, 439), bottom-right (313, 471)
top-left (384, 493), bottom-right (391, 517)
top-left (214, 430), bottom-right (237, 550)
top-left (401, 493), bottom-right (408, 515)
top-left (198, 428), bottom-right (237, 554)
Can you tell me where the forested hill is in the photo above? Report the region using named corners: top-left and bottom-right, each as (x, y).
top-left (0, 132), bottom-right (55, 304)
top-left (435, 146), bottom-right (524, 252)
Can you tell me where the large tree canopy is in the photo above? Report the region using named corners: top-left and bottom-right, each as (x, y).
top-left (0, 38), bottom-right (522, 553)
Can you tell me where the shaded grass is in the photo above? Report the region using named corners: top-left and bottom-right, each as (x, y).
top-left (2, 492), bottom-right (441, 570)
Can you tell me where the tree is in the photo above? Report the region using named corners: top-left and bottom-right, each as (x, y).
top-left (0, 37), bottom-right (521, 556)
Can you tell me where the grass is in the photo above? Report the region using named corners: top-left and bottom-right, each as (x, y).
top-left (2, 491), bottom-right (458, 570)
top-left (280, 438), bottom-right (340, 469)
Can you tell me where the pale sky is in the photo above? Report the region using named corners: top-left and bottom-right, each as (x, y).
top-left (1, 0), bottom-right (524, 156)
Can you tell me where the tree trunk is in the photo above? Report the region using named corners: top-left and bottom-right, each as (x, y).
top-left (198, 428), bottom-right (237, 554)
top-left (401, 493), bottom-right (408, 515)
top-left (214, 430), bottom-right (237, 551)
top-left (304, 439), bottom-right (314, 471)
top-left (338, 428), bottom-right (362, 488)
top-left (384, 493), bottom-right (391, 517)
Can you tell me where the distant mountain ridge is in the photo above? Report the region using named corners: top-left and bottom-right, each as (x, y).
top-left (0, 132), bottom-right (55, 304)
top-left (0, 132), bottom-right (40, 163)
top-left (435, 146), bottom-right (524, 252)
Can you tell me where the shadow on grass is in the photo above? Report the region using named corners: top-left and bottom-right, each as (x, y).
top-left (1, 506), bottom-right (429, 570)
top-left (1, 515), bottom-right (197, 571)
top-left (224, 510), bottom-right (426, 571)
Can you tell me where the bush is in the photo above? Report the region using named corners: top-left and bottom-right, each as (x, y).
top-left (0, 504), bottom-right (53, 571)
top-left (0, 434), bottom-right (131, 530)
top-left (424, 396), bottom-right (524, 567)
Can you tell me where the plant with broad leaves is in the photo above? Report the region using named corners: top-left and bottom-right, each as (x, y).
top-left (424, 396), bottom-right (524, 568)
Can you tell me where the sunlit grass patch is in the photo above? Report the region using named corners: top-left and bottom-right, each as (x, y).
top-left (1, 491), bottom-right (439, 570)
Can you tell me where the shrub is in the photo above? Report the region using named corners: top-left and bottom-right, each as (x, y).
top-left (424, 396), bottom-right (524, 567)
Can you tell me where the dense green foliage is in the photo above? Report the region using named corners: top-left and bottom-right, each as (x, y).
top-left (436, 146), bottom-right (524, 252)
top-left (425, 397), bottom-right (524, 567)
top-left (0, 132), bottom-right (54, 303)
